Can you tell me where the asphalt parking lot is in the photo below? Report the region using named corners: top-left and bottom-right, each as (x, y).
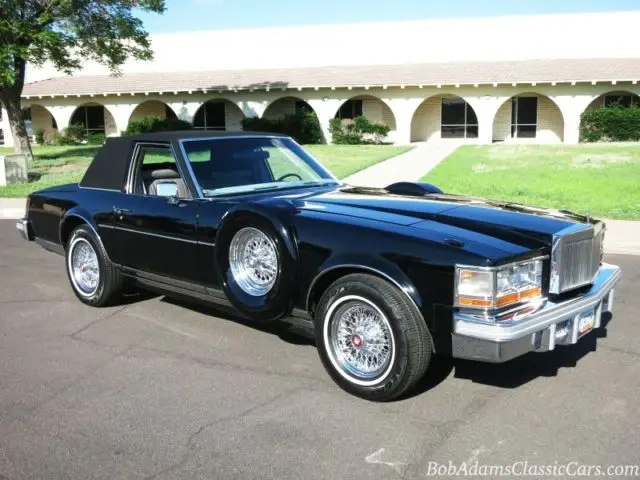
top-left (1, 219), bottom-right (639, 479)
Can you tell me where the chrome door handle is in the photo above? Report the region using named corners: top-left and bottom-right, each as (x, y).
top-left (113, 207), bottom-right (131, 220)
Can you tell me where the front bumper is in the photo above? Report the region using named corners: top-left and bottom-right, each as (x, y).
top-left (451, 263), bottom-right (621, 363)
top-left (16, 218), bottom-right (34, 241)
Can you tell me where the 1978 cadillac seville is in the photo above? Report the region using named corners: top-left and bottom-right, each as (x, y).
top-left (16, 131), bottom-right (621, 401)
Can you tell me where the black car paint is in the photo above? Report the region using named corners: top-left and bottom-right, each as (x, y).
top-left (25, 156), bottom-right (593, 357)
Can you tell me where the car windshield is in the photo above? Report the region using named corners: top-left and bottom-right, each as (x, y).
top-left (180, 136), bottom-right (340, 197)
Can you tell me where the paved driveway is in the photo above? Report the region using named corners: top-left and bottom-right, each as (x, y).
top-left (0, 220), bottom-right (638, 479)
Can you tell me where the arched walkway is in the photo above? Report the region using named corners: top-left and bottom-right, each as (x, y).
top-left (263, 97), bottom-right (315, 120)
top-left (23, 104), bottom-right (58, 140)
top-left (411, 94), bottom-right (478, 142)
top-left (492, 93), bottom-right (564, 143)
top-left (193, 99), bottom-right (244, 131)
top-left (583, 90), bottom-right (640, 112)
top-left (129, 100), bottom-right (177, 123)
top-left (334, 95), bottom-right (397, 134)
top-left (69, 103), bottom-right (117, 136)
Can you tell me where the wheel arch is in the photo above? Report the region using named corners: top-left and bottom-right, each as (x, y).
top-left (59, 208), bottom-right (106, 255)
top-left (306, 257), bottom-right (424, 318)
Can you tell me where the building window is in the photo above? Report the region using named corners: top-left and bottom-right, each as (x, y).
top-left (511, 97), bottom-right (537, 138)
top-left (193, 101), bottom-right (226, 130)
top-left (440, 98), bottom-right (478, 138)
top-left (336, 99), bottom-right (363, 119)
top-left (70, 105), bottom-right (106, 134)
top-left (604, 94), bottom-right (639, 108)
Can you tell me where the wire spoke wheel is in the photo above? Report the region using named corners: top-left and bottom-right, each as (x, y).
top-left (326, 296), bottom-right (395, 385)
top-left (69, 238), bottom-right (100, 296)
top-left (229, 227), bottom-right (278, 296)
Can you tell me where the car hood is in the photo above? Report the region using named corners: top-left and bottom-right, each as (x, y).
top-left (285, 185), bottom-right (593, 251)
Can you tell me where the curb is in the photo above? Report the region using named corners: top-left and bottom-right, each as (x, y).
top-left (0, 198), bottom-right (26, 219)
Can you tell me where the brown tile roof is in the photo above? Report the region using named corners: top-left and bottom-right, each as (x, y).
top-left (22, 58), bottom-right (640, 98)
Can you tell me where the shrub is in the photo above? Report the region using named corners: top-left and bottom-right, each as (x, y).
top-left (58, 123), bottom-right (87, 145)
top-left (87, 132), bottom-right (106, 145)
top-left (242, 111), bottom-right (324, 144)
top-left (580, 105), bottom-right (640, 142)
top-left (47, 131), bottom-right (63, 146)
top-left (124, 116), bottom-right (192, 136)
top-left (329, 116), bottom-right (391, 144)
top-left (34, 129), bottom-right (46, 145)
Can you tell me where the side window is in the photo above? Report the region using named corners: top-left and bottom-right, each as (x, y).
top-left (131, 144), bottom-right (188, 199)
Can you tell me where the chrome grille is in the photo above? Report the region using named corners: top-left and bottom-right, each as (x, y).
top-left (550, 224), bottom-right (604, 294)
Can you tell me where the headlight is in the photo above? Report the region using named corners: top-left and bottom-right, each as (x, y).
top-left (455, 259), bottom-right (543, 310)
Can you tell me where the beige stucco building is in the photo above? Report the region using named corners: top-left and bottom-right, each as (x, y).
top-left (2, 11), bottom-right (640, 147)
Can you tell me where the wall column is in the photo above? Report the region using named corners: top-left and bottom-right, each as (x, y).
top-left (237, 100), bottom-right (268, 119)
top-left (47, 105), bottom-right (77, 132)
top-left (386, 98), bottom-right (423, 145)
top-left (306, 98), bottom-right (344, 144)
top-left (0, 106), bottom-right (13, 147)
top-left (552, 95), bottom-right (597, 145)
top-left (106, 104), bottom-right (136, 136)
top-left (470, 96), bottom-right (505, 145)
top-left (167, 101), bottom-right (202, 124)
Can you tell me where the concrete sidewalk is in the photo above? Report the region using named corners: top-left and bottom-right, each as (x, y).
top-left (342, 141), bottom-right (460, 188)
top-left (1, 197), bottom-right (638, 255)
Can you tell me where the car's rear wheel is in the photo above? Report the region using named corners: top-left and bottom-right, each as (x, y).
top-left (314, 273), bottom-right (432, 401)
top-left (65, 225), bottom-right (122, 307)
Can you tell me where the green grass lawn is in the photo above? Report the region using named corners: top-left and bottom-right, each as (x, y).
top-left (0, 144), bottom-right (412, 198)
top-left (307, 145), bottom-right (413, 178)
top-left (0, 146), bottom-right (100, 198)
top-left (423, 143), bottom-right (640, 220)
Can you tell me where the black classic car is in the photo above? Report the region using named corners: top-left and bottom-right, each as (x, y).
top-left (17, 131), bottom-right (621, 401)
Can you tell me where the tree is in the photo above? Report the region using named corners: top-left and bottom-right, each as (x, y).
top-left (0, 1), bottom-right (165, 157)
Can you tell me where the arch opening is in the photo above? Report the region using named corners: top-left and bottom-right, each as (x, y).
top-left (69, 103), bottom-right (117, 137)
top-left (129, 100), bottom-right (177, 123)
top-left (334, 95), bottom-right (397, 141)
top-left (263, 97), bottom-right (315, 120)
top-left (22, 104), bottom-right (58, 142)
top-left (193, 99), bottom-right (245, 131)
top-left (492, 93), bottom-right (564, 143)
top-left (411, 94), bottom-right (478, 142)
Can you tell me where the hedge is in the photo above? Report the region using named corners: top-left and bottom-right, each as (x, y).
top-left (242, 111), bottom-right (324, 144)
top-left (124, 116), bottom-right (192, 136)
top-left (580, 105), bottom-right (640, 142)
top-left (329, 116), bottom-right (391, 144)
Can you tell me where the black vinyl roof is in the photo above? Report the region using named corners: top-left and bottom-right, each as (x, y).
top-left (79, 131), bottom-right (291, 190)
top-left (129, 130), bottom-right (290, 142)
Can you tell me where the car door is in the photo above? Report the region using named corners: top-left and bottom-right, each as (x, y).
top-left (110, 141), bottom-right (200, 285)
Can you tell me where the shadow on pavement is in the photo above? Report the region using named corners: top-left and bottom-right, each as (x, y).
top-left (160, 295), bottom-right (315, 347)
top-left (450, 313), bottom-right (612, 388)
top-left (131, 286), bottom-right (616, 398)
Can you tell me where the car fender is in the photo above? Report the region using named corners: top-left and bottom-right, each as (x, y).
top-left (59, 207), bottom-right (101, 246)
top-left (306, 253), bottom-right (424, 314)
top-left (215, 201), bottom-right (299, 321)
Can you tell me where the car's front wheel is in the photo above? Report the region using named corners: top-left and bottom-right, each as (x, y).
top-left (314, 273), bottom-right (432, 401)
top-left (65, 225), bottom-right (122, 307)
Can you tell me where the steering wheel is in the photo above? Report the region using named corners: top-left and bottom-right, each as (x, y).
top-left (276, 173), bottom-right (303, 182)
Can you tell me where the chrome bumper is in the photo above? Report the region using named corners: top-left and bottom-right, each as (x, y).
top-left (16, 218), bottom-right (34, 241)
top-left (451, 263), bottom-right (621, 363)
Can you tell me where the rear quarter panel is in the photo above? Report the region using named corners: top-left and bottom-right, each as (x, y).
top-left (27, 185), bottom-right (117, 251)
